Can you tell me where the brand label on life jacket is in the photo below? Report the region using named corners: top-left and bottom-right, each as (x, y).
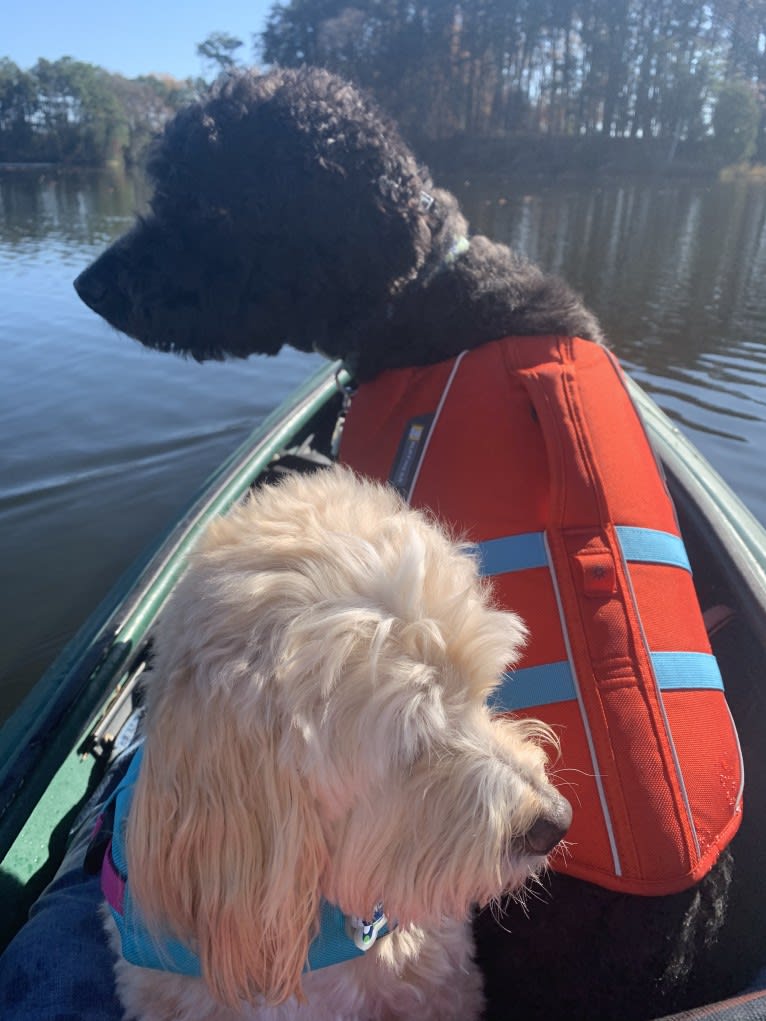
top-left (389, 414), bottom-right (434, 497)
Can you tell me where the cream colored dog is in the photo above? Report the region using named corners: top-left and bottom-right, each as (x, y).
top-left (103, 467), bottom-right (570, 1020)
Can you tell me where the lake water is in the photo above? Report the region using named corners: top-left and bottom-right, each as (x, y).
top-left (2, 167), bottom-right (765, 722)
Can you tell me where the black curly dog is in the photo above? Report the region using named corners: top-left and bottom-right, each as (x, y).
top-left (75, 68), bottom-right (759, 1020)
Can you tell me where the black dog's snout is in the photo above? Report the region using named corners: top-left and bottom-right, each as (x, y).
top-left (524, 791), bottom-right (572, 856)
top-left (73, 267), bottom-right (107, 312)
top-left (74, 252), bottom-right (134, 335)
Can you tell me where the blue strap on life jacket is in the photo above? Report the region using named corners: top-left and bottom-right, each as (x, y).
top-left (475, 525), bottom-right (724, 713)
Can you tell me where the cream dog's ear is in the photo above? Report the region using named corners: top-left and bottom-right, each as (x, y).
top-left (125, 676), bottom-right (327, 1007)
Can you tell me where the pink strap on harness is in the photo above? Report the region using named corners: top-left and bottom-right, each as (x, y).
top-left (101, 840), bottom-right (126, 915)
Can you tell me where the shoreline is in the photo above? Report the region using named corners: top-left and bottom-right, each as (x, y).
top-left (414, 134), bottom-right (766, 182)
top-left (2, 154), bottom-right (765, 185)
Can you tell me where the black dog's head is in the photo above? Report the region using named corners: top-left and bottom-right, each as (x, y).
top-left (74, 67), bottom-right (447, 362)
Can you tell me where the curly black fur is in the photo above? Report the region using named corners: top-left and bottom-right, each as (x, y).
top-left (74, 67), bottom-right (758, 1019)
top-left (476, 850), bottom-right (737, 1021)
top-left (74, 66), bottom-right (601, 378)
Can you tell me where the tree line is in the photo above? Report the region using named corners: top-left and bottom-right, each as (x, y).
top-left (1, 0), bottom-right (764, 168)
top-left (262, 0), bottom-right (765, 163)
top-left (0, 57), bottom-right (195, 165)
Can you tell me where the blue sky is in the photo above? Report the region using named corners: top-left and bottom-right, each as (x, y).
top-left (6, 0), bottom-right (274, 80)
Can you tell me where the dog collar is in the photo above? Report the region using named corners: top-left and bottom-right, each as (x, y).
top-left (445, 235), bottom-right (470, 264)
top-left (89, 746), bottom-right (395, 977)
top-left (420, 232), bottom-right (471, 286)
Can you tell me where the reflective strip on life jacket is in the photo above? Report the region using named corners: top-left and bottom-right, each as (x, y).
top-left (496, 652), bottom-right (724, 712)
top-left (340, 335), bottom-right (743, 895)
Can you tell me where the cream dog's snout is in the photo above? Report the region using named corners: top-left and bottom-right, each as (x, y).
top-left (523, 790), bottom-right (572, 856)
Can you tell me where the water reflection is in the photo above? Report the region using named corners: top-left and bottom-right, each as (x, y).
top-left (0, 167), bottom-right (147, 253)
top-left (454, 178), bottom-right (766, 373)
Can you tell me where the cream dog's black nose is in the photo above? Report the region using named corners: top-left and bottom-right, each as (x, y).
top-left (524, 792), bottom-right (572, 855)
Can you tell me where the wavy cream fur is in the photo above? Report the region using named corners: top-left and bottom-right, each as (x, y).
top-left (112, 467), bottom-right (561, 1020)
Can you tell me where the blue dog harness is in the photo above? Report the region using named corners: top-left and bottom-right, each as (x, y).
top-left (88, 746), bottom-right (393, 977)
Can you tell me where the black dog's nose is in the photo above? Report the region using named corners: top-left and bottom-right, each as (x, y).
top-left (73, 267), bottom-right (107, 312)
top-left (524, 791), bottom-right (572, 856)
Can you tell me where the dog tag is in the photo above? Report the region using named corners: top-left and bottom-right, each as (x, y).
top-left (346, 903), bottom-right (388, 951)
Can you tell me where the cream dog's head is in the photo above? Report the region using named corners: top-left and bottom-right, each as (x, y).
top-left (126, 467), bottom-right (569, 1006)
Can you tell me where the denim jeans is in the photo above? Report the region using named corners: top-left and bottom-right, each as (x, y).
top-left (0, 758), bottom-right (130, 1021)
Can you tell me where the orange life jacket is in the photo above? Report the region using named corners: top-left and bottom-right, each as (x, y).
top-left (340, 335), bottom-right (743, 895)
